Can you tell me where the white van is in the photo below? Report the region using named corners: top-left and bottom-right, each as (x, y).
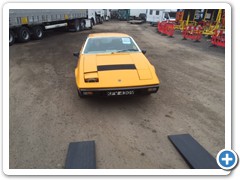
top-left (146, 9), bottom-right (177, 26)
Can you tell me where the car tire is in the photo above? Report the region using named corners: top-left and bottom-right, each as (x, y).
top-left (17, 26), bottom-right (31, 43)
top-left (77, 89), bottom-right (84, 98)
top-left (32, 26), bottom-right (44, 40)
top-left (9, 30), bottom-right (15, 46)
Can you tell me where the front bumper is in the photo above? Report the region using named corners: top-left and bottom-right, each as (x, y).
top-left (78, 85), bottom-right (159, 97)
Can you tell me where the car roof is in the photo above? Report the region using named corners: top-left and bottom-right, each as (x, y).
top-left (88, 33), bottom-right (130, 38)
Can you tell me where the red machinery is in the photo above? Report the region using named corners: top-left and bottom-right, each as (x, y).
top-left (182, 25), bottom-right (203, 41)
top-left (157, 21), bottom-right (175, 37)
top-left (211, 30), bottom-right (225, 47)
top-left (175, 11), bottom-right (184, 24)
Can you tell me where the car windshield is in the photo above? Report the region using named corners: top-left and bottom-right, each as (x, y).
top-left (83, 37), bottom-right (140, 54)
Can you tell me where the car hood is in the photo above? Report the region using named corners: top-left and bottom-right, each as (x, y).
top-left (83, 53), bottom-right (151, 75)
top-left (78, 52), bottom-right (159, 88)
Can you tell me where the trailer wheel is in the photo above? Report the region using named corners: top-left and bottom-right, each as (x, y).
top-left (17, 26), bottom-right (31, 42)
top-left (9, 30), bottom-right (15, 46)
top-left (32, 26), bottom-right (44, 40)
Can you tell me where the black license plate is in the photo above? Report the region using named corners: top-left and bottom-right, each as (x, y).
top-left (107, 90), bottom-right (135, 96)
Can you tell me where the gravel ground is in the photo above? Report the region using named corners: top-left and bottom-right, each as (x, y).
top-left (9, 21), bottom-right (225, 169)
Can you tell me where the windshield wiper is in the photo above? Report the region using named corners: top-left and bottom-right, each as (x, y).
top-left (115, 49), bottom-right (139, 53)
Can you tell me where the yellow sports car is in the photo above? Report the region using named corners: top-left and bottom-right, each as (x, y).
top-left (74, 33), bottom-right (160, 97)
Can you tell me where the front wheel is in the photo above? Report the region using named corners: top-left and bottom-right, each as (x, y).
top-left (80, 20), bottom-right (86, 31)
top-left (74, 19), bottom-right (80, 32)
top-left (89, 20), bottom-right (94, 29)
top-left (77, 89), bottom-right (84, 98)
top-left (96, 17), bottom-right (100, 24)
top-left (100, 17), bottom-right (104, 24)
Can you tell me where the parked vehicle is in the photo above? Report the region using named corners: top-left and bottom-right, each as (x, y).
top-left (118, 9), bottom-right (130, 21)
top-left (87, 9), bottom-right (97, 25)
top-left (73, 33), bottom-right (160, 97)
top-left (139, 13), bottom-right (147, 22)
top-left (94, 9), bottom-right (105, 24)
top-left (110, 10), bottom-right (119, 19)
top-left (117, 9), bottom-right (147, 21)
top-left (9, 9), bottom-right (95, 46)
top-left (146, 9), bottom-right (177, 26)
top-left (129, 9), bottom-right (147, 20)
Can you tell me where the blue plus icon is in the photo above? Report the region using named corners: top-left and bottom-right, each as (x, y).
top-left (217, 149), bottom-right (238, 170)
top-left (220, 151), bottom-right (234, 166)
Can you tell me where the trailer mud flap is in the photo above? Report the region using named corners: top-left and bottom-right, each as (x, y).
top-left (65, 141), bottom-right (96, 169)
top-left (168, 134), bottom-right (220, 169)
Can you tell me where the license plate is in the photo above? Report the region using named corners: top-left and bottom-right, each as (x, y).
top-left (107, 90), bottom-right (134, 96)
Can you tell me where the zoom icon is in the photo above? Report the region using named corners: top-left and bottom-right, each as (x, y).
top-left (216, 149), bottom-right (238, 170)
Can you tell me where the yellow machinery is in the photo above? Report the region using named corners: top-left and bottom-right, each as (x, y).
top-left (174, 10), bottom-right (198, 31)
top-left (201, 9), bottom-right (225, 36)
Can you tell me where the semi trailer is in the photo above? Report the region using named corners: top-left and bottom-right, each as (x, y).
top-left (9, 9), bottom-right (96, 46)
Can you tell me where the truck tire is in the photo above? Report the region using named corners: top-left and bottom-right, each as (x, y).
top-left (96, 17), bottom-right (100, 24)
top-left (99, 17), bottom-right (103, 24)
top-left (91, 18), bottom-right (95, 25)
top-left (9, 30), bottom-right (15, 46)
top-left (32, 26), bottom-right (44, 40)
top-left (74, 19), bottom-right (80, 32)
top-left (17, 26), bottom-right (31, 42)
top-left (80, 20), bottom-right (85, 31)
top-left (89, 19), bottom-right (93, 29)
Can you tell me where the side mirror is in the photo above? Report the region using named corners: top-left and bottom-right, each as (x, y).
top-left (73, 52), bottom-right (80, 58)
top-left (142, 50), bottom-right (147, 54)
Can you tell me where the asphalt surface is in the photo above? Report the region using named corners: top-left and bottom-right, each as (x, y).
top-left (9, 21), bottom-right (225, 169)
